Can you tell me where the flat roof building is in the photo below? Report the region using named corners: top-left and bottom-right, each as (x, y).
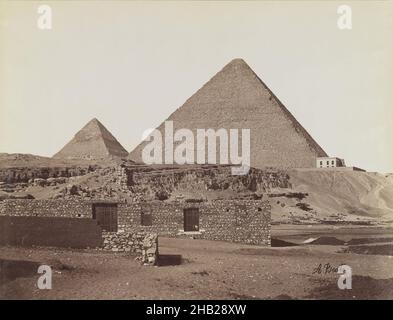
top-left (316, 157), bottom-right (346, 168)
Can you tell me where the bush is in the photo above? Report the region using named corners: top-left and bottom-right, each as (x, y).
top-left (155, 190), bottom-right (169, 201)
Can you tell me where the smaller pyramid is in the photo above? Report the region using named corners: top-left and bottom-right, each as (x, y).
top-left (53, 118), bottom-right (128, 160)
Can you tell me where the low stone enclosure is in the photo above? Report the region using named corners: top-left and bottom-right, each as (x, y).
top-left (0, 214), bottom-right (158, 265)
top-left (0, 216), bottom-right (102, 248)
top-left (0, 198), bottom-right (271, 245)
top-left (0, 198), bottom-right (270, 264)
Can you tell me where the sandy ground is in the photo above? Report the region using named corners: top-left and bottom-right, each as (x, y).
top-left (1, 225), bottom-right (393, 300)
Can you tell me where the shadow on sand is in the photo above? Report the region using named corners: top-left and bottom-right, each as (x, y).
top-left (156, 254), bottom-right (183, 266)
top-left (0, 259), bottom-right (40, 285)
top-left (271, 238), bottom-right (298, 247)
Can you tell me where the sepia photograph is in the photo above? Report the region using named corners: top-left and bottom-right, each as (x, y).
top-left (0, 0), bottom-right (392, 309)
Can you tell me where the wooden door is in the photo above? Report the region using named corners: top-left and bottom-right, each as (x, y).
top-left (92, 203), bottom-right (118, 232)
top-left (183, 208), bottom-right (199, 232)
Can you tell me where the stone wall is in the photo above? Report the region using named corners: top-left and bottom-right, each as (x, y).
top-left (0, 216), bottom-right (102, 248)
top-left (0, 198), bottom-right (271, 246)
top-left (0, 199), bottom-right (92, 218)
top-left (117, 200), bottom-right (271, 245)
top-left (102, 232), bottom-right (158, 265)
top-left (0, 199), bottom-right (159, 264)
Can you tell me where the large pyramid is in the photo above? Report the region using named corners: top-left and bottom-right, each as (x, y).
top-left (53, 118), bottom-right (128, 160)
top-left (129, 59), bottom-right (328, 168)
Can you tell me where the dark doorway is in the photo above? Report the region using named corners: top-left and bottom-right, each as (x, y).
top-left (183, 208), bottom-right (199, 232)
top-left (92, 203), bottom-right (118, 232)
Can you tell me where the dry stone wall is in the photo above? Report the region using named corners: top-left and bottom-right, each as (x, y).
top-left (0, 216), bottom-right (102, 248)
top-left (0, 198), bottom-right (271, 246)
top-left (102, 232), bottom-right (158, 265)
top-left (0, 199), bottom-right (159, 264)
top-left (0, 199), bottom-right (91, 218)
top-left (117, 200), bottom-right (271, 245)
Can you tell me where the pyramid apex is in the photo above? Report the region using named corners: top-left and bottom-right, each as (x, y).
top-left (229, 58), bottom-right (246, 63)
top-left (88, 117), bottom-right (101, 124)
top-left (85, 118), bottom-right (106, 130)
top-left (227, 58), bottom-right (249, 66)
top-left (53, 118), bottom-right (128, 160)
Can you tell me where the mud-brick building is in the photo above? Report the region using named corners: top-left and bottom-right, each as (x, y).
top-left (0, 198), bottom-right (271, 246)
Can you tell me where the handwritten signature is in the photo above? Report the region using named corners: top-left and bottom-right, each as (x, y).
top-left (312, 263), bottom-right (346, 275)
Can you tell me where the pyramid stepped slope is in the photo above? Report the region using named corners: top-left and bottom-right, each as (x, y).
top-left (53, 118), bottom-right (128, 160)
top-left (129, 58), bottom-right (327, 169)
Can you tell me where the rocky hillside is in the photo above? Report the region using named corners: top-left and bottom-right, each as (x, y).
top-left (0, 153), bottom-right (127, 200)
top-left (0, 161), bottom-right (290, 202)
top-left (123, 164), bottom-right (290, 201)
top-left (0, 153), bottom-right (128, 183)
top-left (287, 170), bottom-right (393, 219)
top-left (1, 155), bottom-right (392, 224)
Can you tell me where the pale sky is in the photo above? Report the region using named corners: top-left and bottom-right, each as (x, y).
top-left (0, 1), bottom-right (392, 173)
